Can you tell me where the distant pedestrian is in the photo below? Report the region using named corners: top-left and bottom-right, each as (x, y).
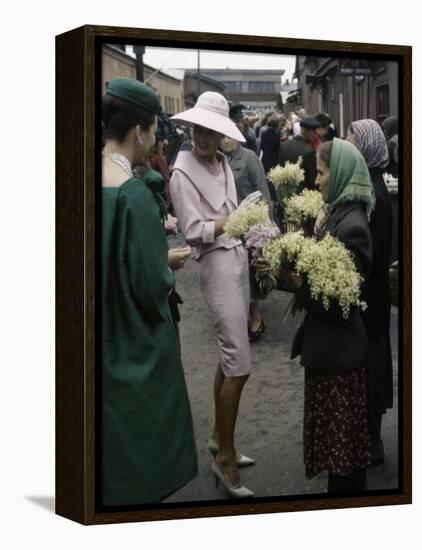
top-left (229, 104), bottom-right (259, 155)
top-left (314, 112), bottom-right (337, 143)
top-left (238, 118), bottom-right (259, 155)
top-left (180, 127), bottom-right (193, 151)
top-left (260, 115), bottom-right (281, 175)
top-left (382, 116), bottom-right (399, 178)
top-left (347, 119), bottom-right (394, 465)
top-left (279, 117), bottom-right (320, 192)
top-left (277, 114), bottom-right (290, 142)
top-left (292, 107), bottom-right (306, 136)
top-left (255, 111), bottom-right (274, 140)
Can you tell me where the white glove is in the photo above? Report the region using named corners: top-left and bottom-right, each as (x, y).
top-left (164, 214), bottom-right (178, 235)
top-left (238, 191), bottom-right (263, 209)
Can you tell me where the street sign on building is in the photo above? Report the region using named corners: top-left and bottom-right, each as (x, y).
top-left (339, 59), bottom-right (372, 76)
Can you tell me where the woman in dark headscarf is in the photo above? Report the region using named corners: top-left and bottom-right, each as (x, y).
top-left (347, 119), bottom-right (394, 465)
top-left (382, 116), bottom-right (399, 178)
top-left (257, 138), bottom-right (375, 493)
top-left (297, 139), bottom-right (374, 492)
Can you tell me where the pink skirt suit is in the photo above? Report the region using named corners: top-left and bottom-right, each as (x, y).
top-left (170, 150), bottom-right (251, 377)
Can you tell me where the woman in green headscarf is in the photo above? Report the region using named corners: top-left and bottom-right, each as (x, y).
top-left (101, 78), bottom-right (197, 507)
top-left (279, 138), bottom-right (375, 493)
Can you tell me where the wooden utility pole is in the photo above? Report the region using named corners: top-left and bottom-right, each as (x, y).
top-left (134, 45), bottom-right (146, 82)
top-left (197, 49), bottom-right (201, 97)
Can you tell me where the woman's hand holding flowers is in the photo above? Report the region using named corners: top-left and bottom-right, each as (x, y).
top-left (254, 258), bottom-right (302, 290)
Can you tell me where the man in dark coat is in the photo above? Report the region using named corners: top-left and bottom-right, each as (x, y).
top-left (279, 117), bottom-right (320, 191)
top-left (260, 115), bottom-right (281, 176)
top-left (230, 103), bottom-right (259, 155)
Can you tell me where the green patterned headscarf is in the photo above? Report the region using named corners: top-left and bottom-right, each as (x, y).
top-left (328, 138), bottom-right (375, 218)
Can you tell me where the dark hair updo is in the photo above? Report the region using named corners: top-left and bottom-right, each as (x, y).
top-left (314, 112), bottom-right (332, 128)
top-left (102, 94), bottom-right (156, 142)
top-left (318, 140), bottom-right (334, 167)
top-left (267, 115), bottom-right (280, 129)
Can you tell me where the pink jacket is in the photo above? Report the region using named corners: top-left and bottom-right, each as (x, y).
top-left (170, 151), bottom-right (241, 259)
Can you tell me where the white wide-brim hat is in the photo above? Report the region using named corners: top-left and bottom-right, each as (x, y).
top-left (171, 91), bottom-right (246, 143)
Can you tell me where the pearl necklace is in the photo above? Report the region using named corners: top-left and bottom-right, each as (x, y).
top-left (108, 152), bottom-right (133, 178)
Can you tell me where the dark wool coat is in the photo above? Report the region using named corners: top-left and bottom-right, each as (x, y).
top-left (260, 127), bottom-right (281, 175)
top-left (279, 135), bottom-right (317, 192)
top-left (244, 128), bottom-right (259, 156)
top-left (361, 168), bottom-right (393, 337)
top-left (363, 168), bottom-right (394, 414)
top-left (292, 202), bottom-right (373, 371)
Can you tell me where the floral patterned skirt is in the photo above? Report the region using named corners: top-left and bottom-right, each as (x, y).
top-left (304, 366), bottom-right (371, 479)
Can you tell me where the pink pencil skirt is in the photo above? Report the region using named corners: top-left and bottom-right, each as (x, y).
top-left (198, 245), bottom-right (251, 377)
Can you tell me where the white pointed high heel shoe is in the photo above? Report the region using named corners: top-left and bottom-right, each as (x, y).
top-left (211, 461), bottom-right (255, 499)
top-left (208, 437), bottom-right (255, 467)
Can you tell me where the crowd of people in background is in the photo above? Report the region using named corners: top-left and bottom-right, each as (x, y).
top-left (101, 78), bottom-right (399, 506)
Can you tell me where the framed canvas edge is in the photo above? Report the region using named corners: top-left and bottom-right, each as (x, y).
top-left (55, 24), bottom-right (412, 526)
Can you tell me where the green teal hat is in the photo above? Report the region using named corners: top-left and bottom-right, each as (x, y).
top-left (106, 77), bottom-right (161, 115)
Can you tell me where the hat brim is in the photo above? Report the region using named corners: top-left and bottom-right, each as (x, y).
top-left (300, 124), bottom-right (320, 130)
top-left (171, 107), bottom-right (246, 143)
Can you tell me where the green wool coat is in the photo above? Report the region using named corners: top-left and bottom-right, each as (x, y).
top-left (101, 175), bottom-right (197, 507)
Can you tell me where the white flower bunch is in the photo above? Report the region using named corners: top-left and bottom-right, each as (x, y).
top-left (267, 158), bottom-right (305, 190)
top-left (251, 225), bottom-right (366, 317)
top-left (257, 231), bottom-right (311, 296)
top-left (279, 231), bottom-right (309, 264)
top-left (283, 190), bottom-right (325, 228)
top-left (223, 201), bottom-right (270, 239)
top-left (294, 233), bottom-right (366, 319)
top-left (262, 235), bottom-right (284, 276)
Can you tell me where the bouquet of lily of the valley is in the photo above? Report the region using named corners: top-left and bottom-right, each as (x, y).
top-left (258, 231), bottom-right (309, 296)
top-left (267, 157), bottom-right (305, 202)
top-left (244, 223), bottom-right (282, 295)
top-left (245, 228), bottom-right (308, 297)
top-left (294, 233), bottom-right (367, 319)
top-left (249, 228), bottom-right (367, 318)
top-left (223, 200), bottom-right (270, 240)
top-left (283, 189), bottom-right (325, 236)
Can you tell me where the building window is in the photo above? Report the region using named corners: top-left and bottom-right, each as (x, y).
top-left (176, 99), bottom-right (180, 112)
top-left (223, 81), bottom-right (242, 93)
top-left (376, 84), bottom-right (389, 123)
top-left (248, 82), bottom-right (276, 93)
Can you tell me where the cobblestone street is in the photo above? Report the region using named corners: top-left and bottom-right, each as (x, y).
top-left (165, 236), bottom-right (399, 503)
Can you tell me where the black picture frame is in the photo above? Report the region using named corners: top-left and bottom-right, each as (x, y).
top-left (56, 24), bottom-right (412, 525)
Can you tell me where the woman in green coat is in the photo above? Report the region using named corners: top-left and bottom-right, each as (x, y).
top-left (101, 78), bottom-right (197, 507)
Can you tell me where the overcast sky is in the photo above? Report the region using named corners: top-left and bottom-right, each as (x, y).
top-left (126, 45), bottom-right (296, 82)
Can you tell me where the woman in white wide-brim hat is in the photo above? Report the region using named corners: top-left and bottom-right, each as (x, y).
top-left (170, 92), bottom-right (261, 499)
